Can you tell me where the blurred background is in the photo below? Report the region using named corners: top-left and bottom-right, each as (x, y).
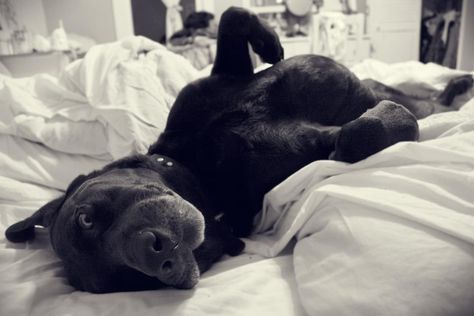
top-left (0, 0), bottom-right (472, 77)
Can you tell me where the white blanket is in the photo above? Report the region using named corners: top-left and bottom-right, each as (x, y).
top-left (247, 96), bottom-right (474, 315)
top-left (1, 43), bottom-right (474, 316)
top-left (0, 36), bottom-right (199, 160)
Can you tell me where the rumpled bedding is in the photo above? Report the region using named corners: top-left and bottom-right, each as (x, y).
top-left (0, 36), bottom-right (199, 161)
top-left (1, 36), bottom-right (473, 316)
top-left (246, 82), bottom-right (474, 314)
top-left (0, 37), bottom-right (304, 316)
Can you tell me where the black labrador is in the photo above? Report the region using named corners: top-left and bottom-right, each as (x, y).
top-left (5, 7), bottom-right (472, 293)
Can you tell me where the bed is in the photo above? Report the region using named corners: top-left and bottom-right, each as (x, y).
top-left (1, 36), bottom-right (473, 316)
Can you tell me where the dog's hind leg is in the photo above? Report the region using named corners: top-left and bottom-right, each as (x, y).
top-left (212, 7), bottom-right (284, 77)
top-left (362, 79), bottom-right (437, 119)
top-left (363, 74), bottom-right (474, 119)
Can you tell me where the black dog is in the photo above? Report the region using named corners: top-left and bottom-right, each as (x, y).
top-left (148, 7), bottom-right (472, 236)
top-left (5, 7), bottom-right (472, 293)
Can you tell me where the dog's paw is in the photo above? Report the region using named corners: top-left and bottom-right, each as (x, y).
top-left (449, 74), bottom-right (474, 93)
top-left (438, 74), bottom-right (474, 105)
top-left (225, 237), bottom-right (245, 256)
top-left (249, 17), bottom-right (284, 64)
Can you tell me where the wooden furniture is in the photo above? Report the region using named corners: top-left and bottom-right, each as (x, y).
top-left (311, 11), bottom-right (370, 66)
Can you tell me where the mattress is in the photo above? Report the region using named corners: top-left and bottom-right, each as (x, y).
top-left (1, 36), bottom-right (473, 316)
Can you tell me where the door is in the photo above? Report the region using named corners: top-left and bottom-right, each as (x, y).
top-left (367, 0), bottom-right (422, 63)
top-left (131, 0), bottom-right (196, 43)
top-left (131, 0), bottom-right (167, 43)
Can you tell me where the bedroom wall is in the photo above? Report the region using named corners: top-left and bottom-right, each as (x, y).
top-left (2, 0), bottom-right (134, 44)
top-left (5, 0), bottom-right (49, 36)
top-left (113, 0), bottom-right (134, 40)
top-left (42, 0), bottom-right (117, 43)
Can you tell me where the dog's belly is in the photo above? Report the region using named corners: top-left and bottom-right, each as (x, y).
top-left (255, 55), bottom-right (377, 125)
top-left (154, 54), bottom-right (379, 236)
top-left (165, 55), bottom-right (376, 138)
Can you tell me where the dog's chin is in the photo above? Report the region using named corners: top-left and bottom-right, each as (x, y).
top-left (171, 265), bottom-right (200, 289)
top-left (129, 253), bottom-right (200, 289)
top-left (141, 262), bottom-right (200, 289)
top-left (70, 263), bottom-right (200, 293)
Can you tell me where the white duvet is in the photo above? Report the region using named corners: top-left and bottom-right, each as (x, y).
top-left (247, 101), bottom-right (474, 315)
top-left (0, 36), bottom-right (199, 161)
top-left (1, 37), bottom-right (473, 316)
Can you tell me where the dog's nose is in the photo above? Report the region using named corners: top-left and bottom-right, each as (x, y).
top-left (138, 229), bottom-right (177, 252)
top-left (136, 230), bottom-right (179, 278)
top-left (120, 228), bottom-right (198, 288)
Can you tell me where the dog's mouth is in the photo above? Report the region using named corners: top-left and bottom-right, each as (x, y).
top-left (154, 260), bottom-right (200, 289)
top-left (111, 195), bottom-right (205, 289)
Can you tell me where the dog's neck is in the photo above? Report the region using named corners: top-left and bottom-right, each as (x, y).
top-left (143, 154), bottom-right (213, 218)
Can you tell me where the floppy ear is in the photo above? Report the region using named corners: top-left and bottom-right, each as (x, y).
top-left (5, 174), bottom-right (90, 243)
top-left (5, 197), bottom-right (64, 243)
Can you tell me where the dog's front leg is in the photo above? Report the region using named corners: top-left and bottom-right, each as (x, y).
top-left (193, 219), bottom-right (245, 274)
top-left (212, 7), bottom-right (284, 77)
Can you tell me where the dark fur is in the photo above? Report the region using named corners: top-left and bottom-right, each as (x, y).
top-left (6, 154), bottom-right (243, 292)
top-left (148, 7), bottom-right (471, 236)
top-left (5, 7), bottom-right (472, 293)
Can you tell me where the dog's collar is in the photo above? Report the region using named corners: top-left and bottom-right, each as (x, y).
top-left (145, 154), bottom-right (210, 214)
top-left (152, 155), bottom-right (175, 168)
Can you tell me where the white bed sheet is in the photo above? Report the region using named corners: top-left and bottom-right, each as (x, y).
top-left (247, 100), bottom-right (474, 316)
top-left (1, 39), bottom-right (474, 316)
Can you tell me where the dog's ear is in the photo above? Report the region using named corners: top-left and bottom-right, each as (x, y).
top-left (5, 174), bottom-right (89, 243)
top-left (5, 197), bottom-right (64, 242)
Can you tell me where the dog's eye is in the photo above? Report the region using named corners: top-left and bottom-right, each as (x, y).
top-left (77, 213), bottom-right (93, 229)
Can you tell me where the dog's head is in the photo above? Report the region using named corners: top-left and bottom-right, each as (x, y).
top-left (5, 155), bottom-right (208, 293)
